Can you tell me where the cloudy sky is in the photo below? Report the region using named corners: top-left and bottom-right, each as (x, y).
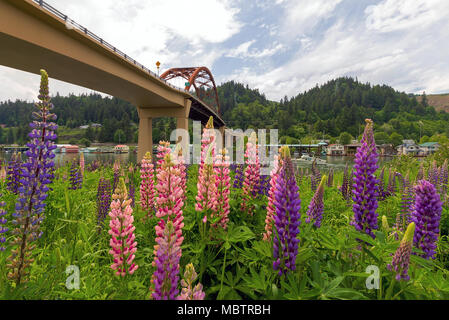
top-left (2, 0), bottom-right (449, 102)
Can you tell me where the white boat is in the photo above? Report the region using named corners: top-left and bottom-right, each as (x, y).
top-left (295, 154), bottom-right (327, 164)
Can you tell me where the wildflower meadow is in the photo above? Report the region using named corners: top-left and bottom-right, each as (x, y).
top-left (0, 70), bottom-right (449, 301)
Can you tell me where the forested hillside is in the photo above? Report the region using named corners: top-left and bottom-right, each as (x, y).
top-left (1, 77), bottom-right (449, 145)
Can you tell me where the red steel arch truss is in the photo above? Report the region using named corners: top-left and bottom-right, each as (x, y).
top-left (160, 66), bottom-right (220, 113)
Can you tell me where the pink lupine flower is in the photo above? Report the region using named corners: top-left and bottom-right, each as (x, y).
top-left (140, 152), bottom-right (155, 217)
top-left (263, 152), bottom-right (280, 241)
top-left (176, 148), bottom-right (187, 203)
top-left (152, 152), bottom-right (185, 261)
top-left (212, 148), bottom-right (231, 229)
top-left (241, 132), bottom-right (260, 215)
top-left (156, 141), bottom-right (172, 176)
top-left (0, 166), bottom-right (6, 183)
top-left (79, 152), bottom-right (85, 177)
top-left (108, 178), bottom-right (138, 276)
top-left (195, 117), bottom-right (217, 218)
top-left (177, 263), bottom-right (205, 300)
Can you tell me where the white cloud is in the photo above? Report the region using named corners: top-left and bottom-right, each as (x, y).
top-left (365, 0), bottom-right (449, 33)
top-left (280, 0), bottom-right (342, 36)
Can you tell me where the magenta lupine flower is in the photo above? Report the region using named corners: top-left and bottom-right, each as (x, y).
top-left (351, 119), bottom-right (379, 239)
top-left (7, 70), bottom-right (58, 285)
top-left (411, 180), bottom-right (442, 259)
top-left (140, 152), bottom-right (155, 217)
top-left (108, 178), bottom-right (138, 276)
top-left (177, 263), bottom-right (205, 300)
top-left (241, 132), bottom-right (260, 215)
top-left (6, 153), bottom-right (22, 194)
top-left (387, 222), bottom-right (415, 281)
top-left (306, 175), bottom-right (326, 228)
top-left (0, 197), bottom-right (7, 251)
top-left (212, 148), bottom-right (231, 229)
top-left (152, 220), bottom-right (181, 300)
top-left (273, 146), bottom-right (301, 275)
top-left (97, 176), bottom-right (112, 228)
top-left (195, 117), bottom-right (217, 217)
top-left (263, 153), bottom-right (280, 241)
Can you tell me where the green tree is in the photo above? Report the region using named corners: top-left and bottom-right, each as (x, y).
top-left (114, 129), bottom-right (125, 144)
top-left (374, 131), bottom-right (390, 144)
top-left (80, 138), bottom-right (91, 147)
top-left (389, 132), bottom-right (404, 146)
top-left (339, 131), bottom-right (352, 145)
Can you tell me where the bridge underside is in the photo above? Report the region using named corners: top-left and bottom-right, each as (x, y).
top-left (0, 0), bottom-right (225, 161)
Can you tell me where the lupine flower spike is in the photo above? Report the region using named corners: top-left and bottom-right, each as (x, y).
top-left (195, 117), bottom-right (217, 218)
top-left (0, 197), bottom-right (7, 251)
top-left (263, 152), bottom-right (280, 241)
top-left (140, 152), bottom-right (155, 217)
top-left (387, 222), bottom-right (415, 281)
top-left (152, 220), bottom-right (181, 300)
top-left (79, 152), bottom-right (85, 177)
top-left (6, 152), bottom-right (22, 194)
top-left (393, 172), bottom-right (413, 238)
top-left (241, 132), bottom-right (260, 215)
top-left (212, 148), bottom-right (231, 229)
top-left (108, 177), bottom-right (138, 276)
top-left (306, 175), bottom-right (326, 228)
top-left (273, 146), bottom-right (301, 275)
top-left (97, 177), bottom-right (112, 229)
top-left (351, 119), bottom-right (379, 239)
top-left (177, 263), bottom-right (205, 300)
top-left (7, 70), bottom-right (58, 285)
top-left (411, 180), bottom-right (442, 259)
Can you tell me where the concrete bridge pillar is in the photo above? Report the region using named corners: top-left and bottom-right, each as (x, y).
top-left (136, 99), bottom-right (191, 162)
top-left (137, 108), bottom-right (153, 162)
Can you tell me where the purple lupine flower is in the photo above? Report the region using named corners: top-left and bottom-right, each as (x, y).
top-left (256, 174), bottom-right (271, 196)
top-left (438, 159), bottom-right (448, 197)
top-left (68, 161), bottom-right (82, 190)
top-left (377, 167), bottom-right (387, 201)
top-left (411, 180), bottom-right (442, 260)
top-left (386, 168), bottom-right (396, 197)
top-left (96, 177), bottom-right (112, 228)
top-left (394, 172), bottom-right (414, 238)
top-left (273, 146), bottom-right (301, 276)
top-left (387, 222), bottom-right (415, 281)
top-left (351, 119), bottom-right (379, 239)
top-left (327, 168), bottom-right (333, 188)
top-left (233, 164), bottom-right (244, 188)
top-left (129, 182), bottom-right (135, 208)
top-left (8, 69), bottom-right (58, 285)
top-left (341, 163), bottom-right (351, 202)
top-left (152, 220), bottom-right (181, 300)
top-left (416, 162), bottom-right (424, 182)
top-left (427, 160), bottom-right (438, 187)
top-left (6, 153), bottom-right (22, 194)
top-left (0, 197), bottom-right (7, 251)
top-left (306, 175), bottom-right (326, 228)
top-left (87, 160), bottom-right (100, 172)
top-left (310, 159), bottom-right (321, 192)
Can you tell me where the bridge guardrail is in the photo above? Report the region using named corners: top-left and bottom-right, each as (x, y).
top-left (32, 0), bottom-right (188, 93)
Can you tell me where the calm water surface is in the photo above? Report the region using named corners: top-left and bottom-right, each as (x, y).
top-left (0, 152), bottom-right (393, 171)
